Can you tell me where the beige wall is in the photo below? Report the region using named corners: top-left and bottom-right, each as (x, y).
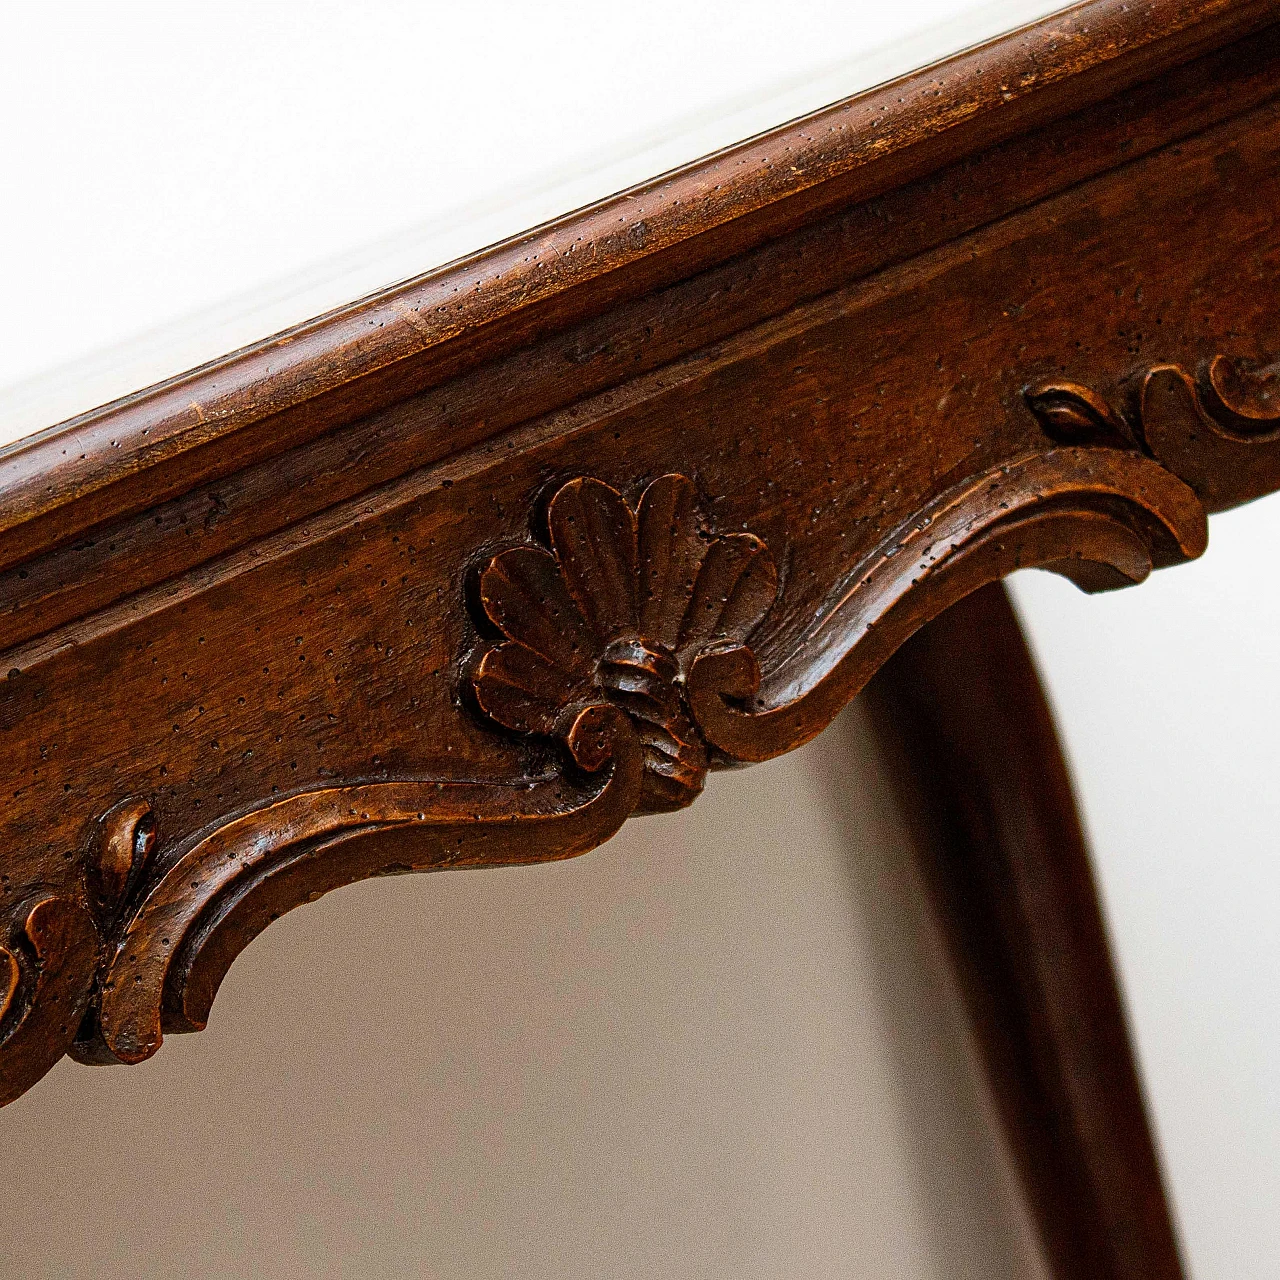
top-left (2, 706), bottom-right (1047, 1279)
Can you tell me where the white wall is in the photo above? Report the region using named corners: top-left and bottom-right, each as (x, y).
top-left (0, 0), bottom-right (1068, 445)
top-left (1, 710), bottom-right (1047, 1279)
top-left (1010, 505), bottom-right (1280, 1280)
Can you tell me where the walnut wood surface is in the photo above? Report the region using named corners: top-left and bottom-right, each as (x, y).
top-left (868, 583), bottom-right (1183, 1279)
top-left (5, 11), bottom-right (1280, 650)
top-left (2, 0), bottom-right (1273, 573)
top-left (0, 14), bottom-right (1277, 1275)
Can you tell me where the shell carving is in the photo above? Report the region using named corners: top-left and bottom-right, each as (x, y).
top-left (471, 474), bottom-right (778, 812)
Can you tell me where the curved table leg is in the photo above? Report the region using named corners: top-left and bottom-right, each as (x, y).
top-left (864, 581), bottom-right (1184, 1280)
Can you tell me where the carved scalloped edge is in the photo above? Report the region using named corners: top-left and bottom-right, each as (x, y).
top-left (0, 438), bottom-right (1216, 1105)
top-left (88, 704), bottom-right (644, 1067)
top-left (84, 444), bottom-right (1212, 1076)
top-left (687, 446), bottom-right (1207, 762)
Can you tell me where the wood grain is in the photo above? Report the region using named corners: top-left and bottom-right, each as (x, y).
top-left (1, 0), bottom-right (1276, 575)
top-left (4, 18), bottom-right (1279, 647)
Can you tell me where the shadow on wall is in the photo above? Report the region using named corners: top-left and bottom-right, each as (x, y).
top-left (1, 705), bottom-right (1047, 1280)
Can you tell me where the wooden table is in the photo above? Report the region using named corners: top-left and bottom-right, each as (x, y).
top-left (2, 3), bottom-right (1278, 1274)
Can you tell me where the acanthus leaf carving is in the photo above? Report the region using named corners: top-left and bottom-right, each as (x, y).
top-left (1024, 382), bottom-right (1138, 449)
top-left (0, 796), bottom-right (159, 1102)
top-left (470, 474), bottom-right (778, 812)
top-left (1027, 354), bottom-right (1280, 511)
top-left (86, 796), bottom-right (157, 925)
top-left (0, 896), bottom-right (101, 1106)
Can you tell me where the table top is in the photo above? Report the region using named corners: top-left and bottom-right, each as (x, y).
top-left (0, 0), bottom-right (1072, 450)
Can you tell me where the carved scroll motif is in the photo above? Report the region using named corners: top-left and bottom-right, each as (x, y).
top-left (1027, 354), bottom-right (1280, 511)
top-left (687, 447), bottom-right (1207, 763)
top-left (0, 799), bottom-right (154, 1105)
